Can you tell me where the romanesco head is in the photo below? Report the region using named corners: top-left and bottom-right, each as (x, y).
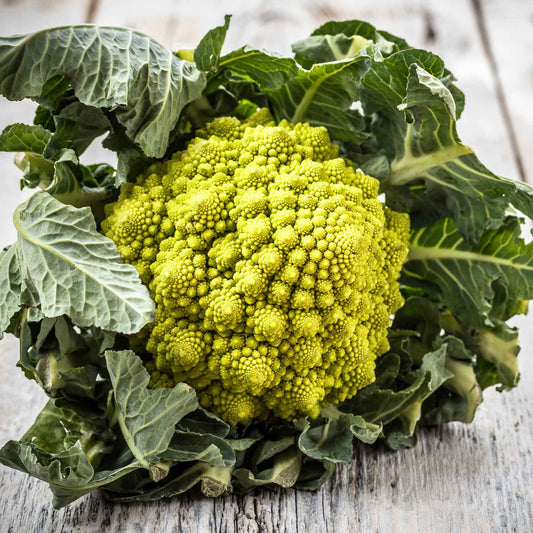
top-left (102, 110), bottom-right (410, 426)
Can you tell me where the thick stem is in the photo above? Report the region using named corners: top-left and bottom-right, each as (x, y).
top-left (444, 358), bottom-right (483, 423)
top-left (200, 464), bottom-right (234, 497)
top-left (270, 447), bottom-right (302, 488)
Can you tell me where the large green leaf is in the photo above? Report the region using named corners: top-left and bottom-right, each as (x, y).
top-left (0, 26), bottom-right (205, 158)
top-left (347, 369), bottom-right (431, 425)
top-left (218, 47), bottom-right (298, 91)
top-left (101, 120), bottom-right (157, 187)
top-left (264, 50), bottom-right (376, 141)
top-left (422, 336), bottom-right (483, 425)
top-left (162, 430), bottom-right (236, 467)
top-left (1, 121), bottom-right (114, 210)
top-left (341, 344), bottom-right (452, 438)
top-left (0, 123), bottom-right (56, 192)
top-left (294, 417), bottom-right (354, 463)
top-left (0, 123), bottom-right (51, 152)
top-left (474, 325), bottom-right (520, 390)
top-left (19, 400), bottom-right (114, 462)
top-left (310, 19), bottom-right (409, 51)
top-left (12, 192), bottom-right (155, 334)
top-left (44, 102), bottom-right (111, 157)
top-left (292, 19), bottom-right (399, 67)
top-left (381, 346), bottom-right (453, 448)
top-left (45, 150), bottom-right (113, 209)
top-left (0, 245), bottom-right (21, 335)
top-left (0, 377), bottom-right (256, 507)
top-left (105, 350), bottom-right (198, 474)
top-left (0, 437), bottom-right (141, 508)
top-left (0, 439), bottom-right (94, 489)
top-left (178, 408), bottom-right (230, 437)
top-left (406, 217), bottom-right (533, 327)
top-left (293, 34), bottom-right (375, 66)
top-left (441, 316), bottom-right (521, 391)
top-left (294, 411), bottom-right (380, 463)
top-left (194, 14), bottom-right (231, 71)
top-left (361, 55), bottom-right (533, 241)
top-left (294, 457), bottom-right (336, 490)
top-left (294, 20), bottom-right (464, 115)
top-left (16, 314), bottom-right (115, 413)
top-left (0, 399), bottom-right (137, 509)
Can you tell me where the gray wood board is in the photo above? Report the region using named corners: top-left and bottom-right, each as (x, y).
top-left (481, 0), bottom-right (533, 183)
top-left (0, 0), bottom-right (531, 531)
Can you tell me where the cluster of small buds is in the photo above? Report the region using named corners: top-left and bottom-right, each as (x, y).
top-left (102, 110), bottom-right (410, 425)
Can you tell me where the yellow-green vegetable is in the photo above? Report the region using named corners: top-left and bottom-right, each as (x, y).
top-left (102, 110), bottom-right (409, 425)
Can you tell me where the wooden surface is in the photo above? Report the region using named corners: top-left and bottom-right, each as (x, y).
top-left (0, 0), bottom-right (532, 531)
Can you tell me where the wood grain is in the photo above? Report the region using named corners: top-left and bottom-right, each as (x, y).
top-left (0, 1), bottom-right (531, 531)
top-left (470, 0), bottom-right (528, 184)
top-left (479, 0), bottom-right (533, 184)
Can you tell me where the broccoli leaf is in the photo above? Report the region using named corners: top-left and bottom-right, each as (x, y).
top-left (382, 346), bottom-right (453, 448)
top-left (294, 457), bottom-right (336, 490)
top-left (218, 47), bottom-right (298, 90)
top-left (1, 122), bottom-right (115, 212)
top-left (12, 192), bottom-right (155, 333)
top-left (441, 317), bottom-right (521, 391)
top-left (0, 245), bottom-right (22, 336)
top-left (0, 350), bottom-right (239, 508)
top-left (19, 400), bottom-right (115, 461)
top-left (16, 313), bottom-right (115, 416)
top-left (421, 337), bottom-right (483, 425)
top-left (264, 52), bottom-right (373, 141)
top-left (0, 26), bottom-right (205, 158)
top-left (473, 324), bottom-right (520, 390)
top-left (0, 399), bottom-right (139, 509)
top-left (292, 19), bottom-right (400, 67)
top-left (336, 343), bottom-right (455, 448)
top-left (45, 149), bottom-right (114, 210)
top-left (162, 430), bottom-right (236, 467)
top-left (194, 14), bottom-right (232, 71)
top-left (345, 368), bottom-right (432, 426)
top-left (43, 102), bottom-right (111, 158)
top-left (295, 417), bottom-right (355, 463)
top-left (212, 23), bottom-right (392, 143)
top-left (361, 56), bottom-right (533, 241)
top-left (296, 20), bottom-right (464, 117)
top-left (293, 33), bottom-right (375, 66)
top-left (406, 217), bottom-right (533, 327)
top-left (0, 123), bottom-right (52, 152)
top-left (178, 408), bottom-right (231, 437)
top-left (0, 439), bottom-right (95, 491)
top-left (295, 411), bottom-right (380, 463)
top-left (105, 350), bottom-right (198, 473)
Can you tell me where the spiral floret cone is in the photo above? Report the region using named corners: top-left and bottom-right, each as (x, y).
top-left (102, 110), bottom-right (410, 425)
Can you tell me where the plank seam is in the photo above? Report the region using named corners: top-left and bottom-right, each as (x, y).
top-left (85, 0), bottom-right (101, 24)
top-left (470, 0), bottom-right (528, 184)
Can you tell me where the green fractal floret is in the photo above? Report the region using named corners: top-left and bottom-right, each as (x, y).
top-left (102, 110), bottom-right (410, 425)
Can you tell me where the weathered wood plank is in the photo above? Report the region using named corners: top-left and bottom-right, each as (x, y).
top-left (469, 0), bottom-right (527, 184)
top-left (0, 1), bottom-right (531, 531)
top-left (477, 0), bottom-right (533, 184)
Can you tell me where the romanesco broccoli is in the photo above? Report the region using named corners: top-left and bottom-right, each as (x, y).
top-left (101, 110), bottom-right (410, 425)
